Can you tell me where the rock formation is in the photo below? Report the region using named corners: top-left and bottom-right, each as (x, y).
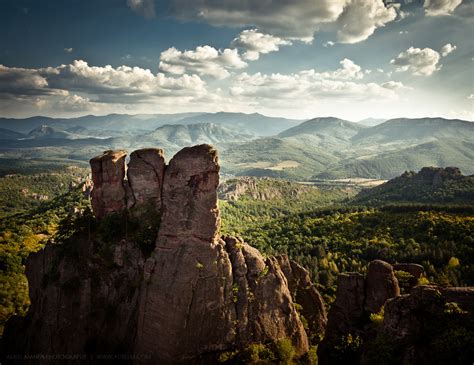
top-left (276, 255), bottom-right (328, 338)
top-left (319, 260), bottom-right (474, 365)
top-left (89, 150), bottom-right (127, 218)
top-left (318, 260), bottom-right (400, 364)
top-left (364, 260), bottom-right (400, 314)
top-left (2, 144), bottom-right (326, 364)
top-left (127, 148), bottom-right (165, 214)
top-left (362, 285), bottom-right (474, 364)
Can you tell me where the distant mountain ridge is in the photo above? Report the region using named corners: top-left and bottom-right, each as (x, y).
top-left (0, 114), bottom-right (472, 179)
top-left (0, 112), bottom-right (300, 136)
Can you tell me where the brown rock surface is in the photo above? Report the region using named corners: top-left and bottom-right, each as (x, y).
top-left (276, 255), bottom-right (327, 337)
top-left (158, 144), bottom-right (220, 243)
top-left (2, 238), bottom-right (144, 362)
top-left (90, 150), bottom-right (127, 218)
top-left (362, 285), bottom-right (474, 364)
top-left (135, 145), bottom-right (309, 363)
top-left (127, 148), bottom-right (165, 214)
top-left (364, 259), bottom-right (400, 314)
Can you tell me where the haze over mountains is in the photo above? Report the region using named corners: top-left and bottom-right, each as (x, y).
top-left (0, 112), bottom-right (472, 179)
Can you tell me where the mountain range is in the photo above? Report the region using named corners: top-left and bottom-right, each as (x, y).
top-left (0, 113), bottom-right (472, 179)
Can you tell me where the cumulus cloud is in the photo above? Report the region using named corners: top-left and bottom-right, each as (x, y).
top-left (228, 61), bottom-right (404, 106)
top-left (231, 29), bottom-right (291, 61)
top-left (127, 0), bottom-right (156, 19)
top-left (0, 60), bottom-right (207, 104)
top-left (159, 46), bottom-right (247, 79)
top-left (336, 0), bottom-right (397, 44)
top-left (301, 58), bottom-right (365, 80)
top-left (64, 47), bottom-right (73, 53)
top-left (391, 47), bottom-right (441, 76)
top-left (423, 0), bottom-right (463, 16)
top-left (0, 65), bottom-right (66, 98)
top-left (441, 43), bottom-right (457, 56)
top-left (170, 0), bottom-right (397, 43)
top-left (56, 94), bottom-right (92, 111)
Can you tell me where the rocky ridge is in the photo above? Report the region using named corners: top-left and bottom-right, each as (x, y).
top-left (2, 144), bottom-right (326, 364)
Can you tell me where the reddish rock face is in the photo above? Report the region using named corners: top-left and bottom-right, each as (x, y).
top-left (127, 148), bottom-right (165, 214)
top-left (158, 144), bottom-right (220, 243)
top-left (276, 255), bottom-right (328, 337)
top-left (134, 145), bottom-right (310, 362)
top-left (90, 150), bottom-right (127, 218)
top-left (364, 259), bottom-right (400, 314)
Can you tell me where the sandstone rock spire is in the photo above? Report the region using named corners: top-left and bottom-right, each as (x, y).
top-left (89, 150), bottom-right (127, 218)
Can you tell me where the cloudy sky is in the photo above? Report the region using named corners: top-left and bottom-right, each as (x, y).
top-left (0, 0), bottom-right (472, 121)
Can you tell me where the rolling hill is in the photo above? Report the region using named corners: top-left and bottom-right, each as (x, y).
top-left (351, 166), bottom-right (474, 205)
top-left (0, 128), bottom-right (24, 140)
top-left (352, 117), bottom-right (474, 144)
top-left (0, 114), bottom-right (472, 179)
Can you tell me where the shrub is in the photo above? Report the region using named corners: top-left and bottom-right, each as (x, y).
top-left (275, 338), bottom-right (295, 364)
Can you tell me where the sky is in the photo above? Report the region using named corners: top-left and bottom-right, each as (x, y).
top-left (0, 0), bottom-right (473, 121)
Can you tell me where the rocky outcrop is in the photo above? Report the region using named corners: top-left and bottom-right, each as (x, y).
top-left (276, 255), bottom-right (327, 338)
top-left (135, 145), bottom-right (309, 363)
top-left (2, 238), bottom-right (144, 360)
top-left (320, 260), bottom-right (474, 365)
top-left (3, 144), bottom-right (326, 364)
top-left (362, 285), bottom-right (474, 364)
top-left (364, 260), bottom-right (399, 314)
top-left (127, 148), bottom-right (165, 214)
top-left (318, 261), bottom-right (400, 364)
top-left (218, 176), bottom-right (315, 201)
top-left (90, 150), bottom-right (127, 218)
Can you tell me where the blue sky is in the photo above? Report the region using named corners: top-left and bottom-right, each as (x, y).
top-left (0, 0), bottom-right (472, 121)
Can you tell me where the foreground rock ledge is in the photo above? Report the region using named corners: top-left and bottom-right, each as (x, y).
top-left (2, 144), bottom-right (326, 364)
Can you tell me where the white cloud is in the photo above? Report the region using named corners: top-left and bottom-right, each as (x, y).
top-left (302, 58), bottom-right (365, 80)
top-left (323, 41), bottom-right (335, 47)
top-left (171, 0), bottom-right (397, 43)
top-left (423, 0), bottom-right (463, 16)
top-left (468, 94), bottom-right (474, 99)
top-left (391, 47), bottom-right (441, 76)
top-left (441, 43), bottom-right (457, 57)
top-left (64, 47), bottom-right (73, 53)
top-left (0, 60), bottom-right (207, 104)
top-left (127, 0), bottom-right (155, 19)
top-left (231, 29), bottom-right (291, 61)
top-left (336, 0), bottom-right (398, 44)
top-left (381, 80), bottom-right (411, 90)
top-left (228, 62), bottom-right (404, 107)
top-left (56, 94), bottom-right (93, 111)
top-left (159, 46), bottom-right (247, 79)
